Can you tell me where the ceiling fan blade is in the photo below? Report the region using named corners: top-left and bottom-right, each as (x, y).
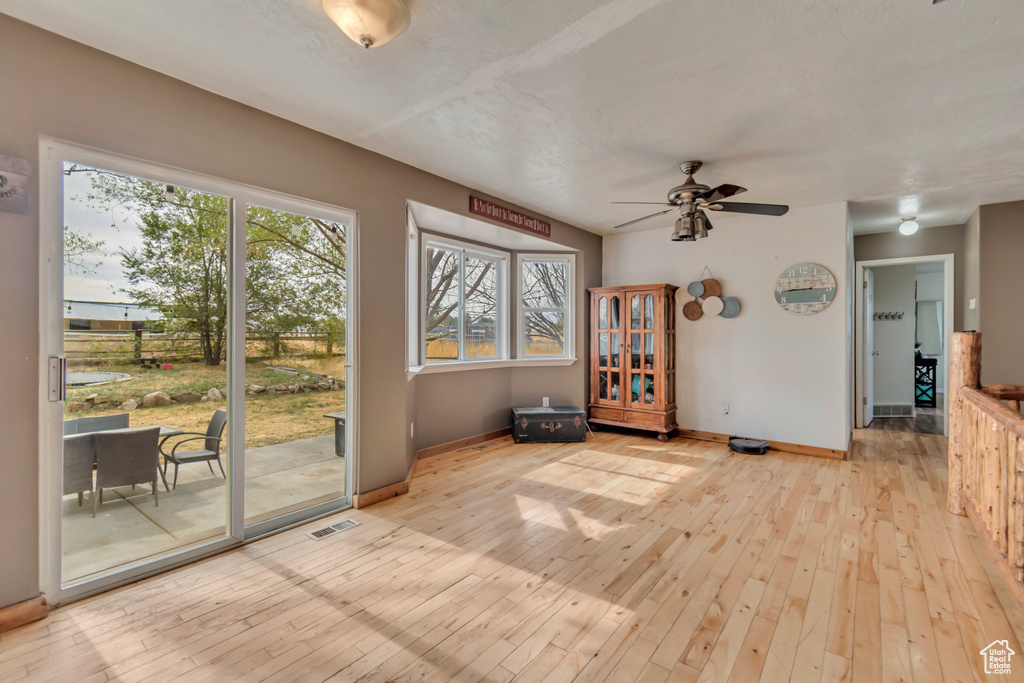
top-left (711, 201), bottom-right (789, 217)
top-left (612, 208), bottom-right (676, 230)
top-left (611, 201), bottom-right (673, 205)
top-left (696, 184), bottom-right (746, 202)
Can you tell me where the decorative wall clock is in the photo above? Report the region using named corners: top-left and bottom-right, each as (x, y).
top-left (774, 262), bottom-right (836, 315)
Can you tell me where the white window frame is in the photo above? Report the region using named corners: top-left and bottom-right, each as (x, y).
top-left (517, 253), bottom-right (575, 360)
top-left (421, 235), bottom-right (509, 366)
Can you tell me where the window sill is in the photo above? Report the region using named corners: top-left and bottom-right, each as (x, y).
top-left (408, 357), bottom-right (576, 379)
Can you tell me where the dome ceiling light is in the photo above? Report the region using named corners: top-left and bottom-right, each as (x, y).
top-left (321, 0), bottom-right (410, 49)
top-left (899, 217), bottom-right (920, 235)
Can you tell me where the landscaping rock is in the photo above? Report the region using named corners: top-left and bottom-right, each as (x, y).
top-left (207, 388), bottom-right (224, 402)
top-left (91, 396), bottom-right (109, 406)
top-left (120, 399), bottom-right (138, 411)
top-left (275, 383), bottom-right (288, 393)
top-left (316, 382), bottom-right (330, 391)
top-left (265, 386), bottom-right (277, 396)
top-left (84, 393), bottom-right (99, 403)
top-left (201, 396), bottom-right (209, 402)
top-left (248, 384), bottom-right (265, 395)
top-left (288, 385), bottom-right (297, 393)
top-left (66, 402), bottom-right (88, 413)
top-left (171, 391), bottom-right (202, 404)
top-left (142, 391), bottom-right (172, 408)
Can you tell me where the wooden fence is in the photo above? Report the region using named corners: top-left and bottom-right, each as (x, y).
top-left (64, 330), bottom-right (337, 363)
top-left (948, 332), bottom-right (1024, 607)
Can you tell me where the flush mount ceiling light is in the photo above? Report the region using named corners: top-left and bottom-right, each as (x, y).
top-left (899, 217), bottom-right (920, 235)
top-left (321, 0), bottom-right (410, 49)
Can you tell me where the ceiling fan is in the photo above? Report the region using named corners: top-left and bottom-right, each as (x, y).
top-left (612, 161), bottom-right (789, 241)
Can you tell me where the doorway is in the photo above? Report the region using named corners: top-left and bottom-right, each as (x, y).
top-left (40, 140), bottom-right (357, 603)
top-left (855, 254), bottom-right (954, 436)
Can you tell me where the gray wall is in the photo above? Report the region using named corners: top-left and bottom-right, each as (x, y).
top-left (0, 16), bottom-right (601, 610)
top-left (978, 201), bottom-right (1024, 384)
top-left (871, 265), bottom-right (916, 406)
top-left (854, 223), bottom-right (965, 332)
top-left (963, 210), bottom-right (980, 331)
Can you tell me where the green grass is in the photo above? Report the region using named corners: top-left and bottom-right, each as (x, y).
top-left (65, 356), bottom-right (347, 450)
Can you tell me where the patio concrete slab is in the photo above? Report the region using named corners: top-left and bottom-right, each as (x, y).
top-left (62, 434), bottom-right (346, 584)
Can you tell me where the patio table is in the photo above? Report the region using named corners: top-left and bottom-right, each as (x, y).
top-left (323, 412), bottom-right (346, 458)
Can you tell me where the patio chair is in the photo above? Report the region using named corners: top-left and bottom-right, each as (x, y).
top-left (93, 426), bottom-right (160, 517)
top-left (76, 413), bottom-right (130, 434)
top-left (160, 409), bottom-right (227, 490)
top-left (63, 432), bottom-right (95, 507)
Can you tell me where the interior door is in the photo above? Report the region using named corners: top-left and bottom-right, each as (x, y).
top-left (864, 268), bottom-right (875, 426)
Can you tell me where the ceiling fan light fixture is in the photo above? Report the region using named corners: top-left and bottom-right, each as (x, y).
top-left (672, 215), bottom-right (696, 242)
top-left (321, 0), bottom-right (410, 49)
top-left (899, 217), bottom-right (920, 236)
top-left (694, 212), bottom-right (709, 239)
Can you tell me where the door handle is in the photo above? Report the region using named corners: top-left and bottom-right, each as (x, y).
top-left (48, 357), bottom-right (67, 402)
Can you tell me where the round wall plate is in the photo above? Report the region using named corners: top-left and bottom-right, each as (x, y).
top-left (682, 300), bottom-right (703, 320)
top-left (720, 296), bottom-right (741, 318)
top-left (687, 281), bottom-right (705, 297)
top-left (701, 278), bottom-right (722, 297)
top-left (703, 295), bottom-right (724, 316)
top-left (774, 263), bottom-right (836, 315)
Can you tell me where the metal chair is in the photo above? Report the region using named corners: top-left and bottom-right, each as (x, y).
top-left (160, 409), bottom-right (227, 490)
top-left (63, 432), bottom-right (95, 508)
top-left (93, 426), bottom-right (160, 517)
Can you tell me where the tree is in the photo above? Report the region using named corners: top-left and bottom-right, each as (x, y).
top-left (72, 166), bottom-right (348, 365)
top-left (521, 260), bottom-right (567, 346)
top-left (424, 246), bottom-right (495, 344)
top-left (63, 225), bottom-right (105, 275)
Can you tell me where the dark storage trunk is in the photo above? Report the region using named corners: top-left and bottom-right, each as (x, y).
top-left (511, 406), bottom-right (587, 444)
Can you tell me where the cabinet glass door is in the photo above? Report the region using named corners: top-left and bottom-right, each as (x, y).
top-left (628, 292), bottom-right (657, 408)
top-left (595, 295), bottom-right (623, 405)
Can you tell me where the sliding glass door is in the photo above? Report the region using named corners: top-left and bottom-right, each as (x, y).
top-left (42, 142), bottom-right (355, 601)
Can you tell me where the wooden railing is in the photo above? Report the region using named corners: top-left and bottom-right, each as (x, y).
top-left (948, 332), bottom-right (1024, 605)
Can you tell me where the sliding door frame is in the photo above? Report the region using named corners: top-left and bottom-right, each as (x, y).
top-left (38, 138), bottom-right (357, 604)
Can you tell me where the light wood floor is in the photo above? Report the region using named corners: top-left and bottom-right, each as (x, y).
top-left (3, 429), bottom-right (1024, 682)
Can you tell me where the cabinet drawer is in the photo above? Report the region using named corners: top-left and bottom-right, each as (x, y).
top-left (625, 410), bottom-right (665, 427)
top-left (590, 407), bottom-right (623, 422)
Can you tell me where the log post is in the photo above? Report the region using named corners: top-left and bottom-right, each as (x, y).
top-left (949, 332), bottom-right (982, 514)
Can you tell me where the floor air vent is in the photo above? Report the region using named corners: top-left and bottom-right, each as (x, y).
top-left (306, 518), bottom-right (360, 541)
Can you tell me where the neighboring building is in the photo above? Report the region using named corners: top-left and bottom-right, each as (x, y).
top-left (63, 300), bottom-right (161, 331)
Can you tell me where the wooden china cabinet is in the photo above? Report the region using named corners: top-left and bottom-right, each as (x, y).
top-left (588, 284), bottom-right (678, 440)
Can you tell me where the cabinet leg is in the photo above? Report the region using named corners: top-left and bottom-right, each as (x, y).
top-left (657, 432), bottom-right (669, 442)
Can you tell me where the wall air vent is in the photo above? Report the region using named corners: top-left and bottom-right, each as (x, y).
top-left (306, 518), bottom-right (360, 541)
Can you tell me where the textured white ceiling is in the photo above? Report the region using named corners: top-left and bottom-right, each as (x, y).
top-left (4, 0), bottom-right (1024, 235)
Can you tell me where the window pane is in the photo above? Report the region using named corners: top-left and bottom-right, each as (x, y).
top-left (645, 294), bottom-right (654, 328)
top-left (524, 311), bottom-right (564, 355)
top-left (610, 296), bottom-right (619, 328)
top-left (599, 332), bottom-right (608, 366)
top-left (610, 332), bottom-right (619, 368)
top-left (599, 297), bottom-right (607, 329)
top-left (425, 246), bottom-right (460, 363)
top-left (464, 256), bottom-right (497, 359)
top-left (521, 261), bottom-right (566, 308)
top-left (631, 295), bottom-right (641, 329)
top-left (61, 163), bottom-right (229, 585)
top-left (244, 204), bottom-right (347, 526)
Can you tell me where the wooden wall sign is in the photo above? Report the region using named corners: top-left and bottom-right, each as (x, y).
top-left (0, 154), bottom-right (32, 214)
top-left (469, 196), bottom-right (550, 238)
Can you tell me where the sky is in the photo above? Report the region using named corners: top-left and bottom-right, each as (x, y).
top-left (63, 166), bottom-right (148, 303)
